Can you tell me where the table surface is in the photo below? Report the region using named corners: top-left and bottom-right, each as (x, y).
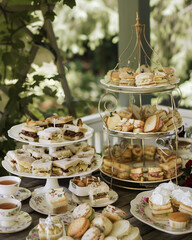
top-left (1, 172), bottom-right (192, 240)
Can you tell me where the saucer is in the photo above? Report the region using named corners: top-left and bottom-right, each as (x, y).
top-left (26, 213), bottom-right (73, 240)
top-left (72, 189), bottom-right (118, 207)
top-left (0, 187), bottom-right (31, 201)
top-left (29, 191), bottom-right (77, 215)
top-left (0, 211), bottom-right (32, 233)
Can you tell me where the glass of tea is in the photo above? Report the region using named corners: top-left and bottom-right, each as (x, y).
top-left (0, 176), bottom-right (21, 197)
top-left (0, 198), bottom-right (21, 227)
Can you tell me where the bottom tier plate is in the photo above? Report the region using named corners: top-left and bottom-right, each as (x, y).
top-left (100, 170), bottom-right (183, 190)
top-left (130, 188), bottom-right (192, 235)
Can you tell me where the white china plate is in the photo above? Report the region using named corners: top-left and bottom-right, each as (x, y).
top-left (8, 123), bottom-right (93, 147)
top-left (26, 213), bottom-right (73, 240)
top-left (130, 187), bottom-right (192, 235)
top-left (29, 191), bottom-right (77, 215)
top-left (2, 154), bottom-right (102, 179)
top-left (100, 167), bottom-right (183, 184)
top-left (100, 78), bottom-right (180, 94)
top-left (71, 189), bottom-right (118, 207)
top-left (0, 211), bottom-right (32, 233)
top-left (0, 187), bottom-right (31, 201)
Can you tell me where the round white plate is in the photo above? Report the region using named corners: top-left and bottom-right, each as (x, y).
top-left (0, 211), bottom-right (32, 233)
top-left (130, 187), bottom-right (192, 235)
top-left (29, 191), bottom-right (77, 215)
top-left (26, 213), bottom-right (73, 240)
top-left (8, 123), bottom-right (93, 147)
top-left (71, 189), bottom-right (118, 207)
top-left (0, 187), bottom-right (31, 201)
top-left (2, 154), bottom-right (102, 179)
top-left (100, 78), bottom-right (180, 94)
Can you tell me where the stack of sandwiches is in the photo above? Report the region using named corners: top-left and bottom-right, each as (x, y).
top-left (157, 149), bottom-right (182, 179)
top-left (130, 168), bottom-right (144, 181)
top-left (149, 181), bottom-right (192, 219)
top-left (19, 116), bottom-right (88, 143)
top-left (45, 187), bottom-right (68, 214)
top-left (5, 141), bottom-right (97, 177)
top-left (144, 145), bottom-right (157, 161)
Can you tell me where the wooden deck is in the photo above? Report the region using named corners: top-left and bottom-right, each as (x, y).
top-left (1, 173), bottom-right (191, 240)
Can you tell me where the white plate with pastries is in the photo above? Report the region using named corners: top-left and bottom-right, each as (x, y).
top-left (100, 78), bottom-right (180, 94)
top-left (8, 123), bottom-right (94, 147)
top-left (71, 189), bottom-right (119, 208)
top-left (29, 189), bottom-right (77, 215)
top-left (130, 186), bottom-right (192, 235)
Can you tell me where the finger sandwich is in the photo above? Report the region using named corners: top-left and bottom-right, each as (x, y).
top-left (63, 124), bottom-right (87, 141)
top-left (46, 188), bottom-right (68, 214)
top-left (51, 149), bottom-right (73, 160)
top-left (38, 127), bottom-right (63, 143)
top-left (32, 160), bottom-right (52, 176)
top-left (89, 181), bottom-right (109, 205)
top-left (65, 142), bottom-right (88, 154)
top-left (19, 125), bottom-right (44, 142)
top-left (16, 155), bottom-right (36, 173)
top-left (5, 149), bottom-right (30, 168)
top-left (46, 115), bottom-right (74, 128)
top-left (52, 158), bottom-right (80, 176)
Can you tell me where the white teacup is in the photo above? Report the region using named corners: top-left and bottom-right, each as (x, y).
top-left (0, 176), bottom-right (21, 197)
top-left (0, 198), bottom-right (21, 227)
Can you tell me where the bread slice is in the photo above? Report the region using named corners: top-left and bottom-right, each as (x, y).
top-left (144, 115), bottom-right (159, 133)
top-left (110, 220), bottom-right (131, 238)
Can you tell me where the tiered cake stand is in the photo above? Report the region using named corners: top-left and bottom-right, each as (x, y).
top-left (2, 123), bottom-right (102, 193)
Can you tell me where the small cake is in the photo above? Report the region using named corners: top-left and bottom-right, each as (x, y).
top-left (67, 217), bottom-right (90, 239)
top-left (72, 203), bottom-right (95, 221)
top-left (169, 212), bottom-right (190, 229)
top-left (102, 205), bottom-right (127, 222)
top-left (38, 216), bottom-right (63, 240)
top-left (46, 188), bottom-right (68, 214)
top-left (88, 181), bottom-right (110, 205)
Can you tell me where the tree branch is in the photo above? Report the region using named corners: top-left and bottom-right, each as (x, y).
top-left (42, 12), bottom-right (76, 117)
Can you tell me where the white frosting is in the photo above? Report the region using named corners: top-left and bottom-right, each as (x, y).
top-left (72, 203), bottom-right (90, 218)
top-left (158, 181), bottom-right (179, 192)
top-left (151, 191), bottom-right (170, 205)
top-left (171, 189), bottom-right (186, 201)
top-left (181, 191), bottom-right (192, 207)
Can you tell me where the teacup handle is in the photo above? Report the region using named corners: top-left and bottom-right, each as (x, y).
top-left (2, 194), bottom-right (15, 199)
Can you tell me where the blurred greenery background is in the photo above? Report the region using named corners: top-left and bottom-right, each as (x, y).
top-left (0, 0), bottom-right (191, 174)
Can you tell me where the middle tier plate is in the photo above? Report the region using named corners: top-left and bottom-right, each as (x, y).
top-left (2, 154), bottom-right (102, 179)
top-left (103, 126), bottom-right (181, 139)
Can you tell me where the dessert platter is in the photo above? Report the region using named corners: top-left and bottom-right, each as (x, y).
top-left (97, 15), bottom-right (184, 191)
top-left (130, 182), bottom-right (192, 235)
top-left (26, 202), bottom-right (143, 240)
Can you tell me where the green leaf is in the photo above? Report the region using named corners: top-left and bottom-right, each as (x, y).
top-left (63, 0), bottom-right (76, 8)
top-left (13, 40), bottom-right (25, 49)
top-left (2, 52), bottom-right (13, 66)
top-left (33, 75), bottom-right (45, 81)
top-left (45, 10), bottom-right (57, 21)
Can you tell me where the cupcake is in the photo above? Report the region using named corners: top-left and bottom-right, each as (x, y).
top-left (169, 212), bottom-right (190, 229)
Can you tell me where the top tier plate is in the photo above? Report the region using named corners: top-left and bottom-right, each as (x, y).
top-left (8, 123), bottom-right (94, 147)
top-left (100, 78), bottom-right (180, 94)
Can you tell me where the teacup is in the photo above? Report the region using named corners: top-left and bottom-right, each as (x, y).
top-left (0, 198), bottom-right (21, 227)
top-left (0, 176), bottom-right (21, 197)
